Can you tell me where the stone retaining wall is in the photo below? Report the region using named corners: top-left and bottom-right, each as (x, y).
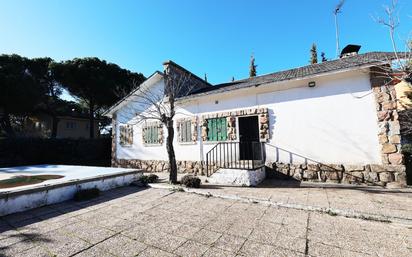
top-left (113, 159), bottom-right (204, 174)
top-left (268, 162), bottom-right (407, 186)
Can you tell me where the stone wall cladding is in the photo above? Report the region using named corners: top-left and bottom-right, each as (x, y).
top-left (268, 162), bottom-right (406, 186)
top-left (113, 159), bottom-right (205, 175)
top-left (200, 107), bottom-right (269, 142)
top-left (370, 66), bottom-right (403, 165)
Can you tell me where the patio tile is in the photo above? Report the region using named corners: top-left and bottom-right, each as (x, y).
top-left (61, 221), bottom-right (116, 244)
top-left (239, 240), bottom-right (277, 257)
top-left (173, 240), bottom-right (209, 256)
top-left (71, 245), bottom-right (114, 257)
top-left (202, 247), bottom-right (236, 257)
top-left (142, 230), bottom-right (187, 252)
top-left (192, 228), bottom-right (222, 245)
top-left (274, 233), bottom-right (307, 253)
top-left (6, 245), bottom-right (52, 257)
top-left (171, 224), bottom-right (202, 239)
top-left (308, 242), bottom-right (342, 257)
top-left (212, 234), bottom-right (247, 253)
top-left (138, 246), bottom-right (177, 257)
top-left (40, 230), bottom-right (92, 257)
top-left (96, 234), bottom-right (147, 256)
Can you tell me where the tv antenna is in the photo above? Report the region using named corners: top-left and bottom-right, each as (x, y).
top-left (334, 0), bottom-right (345, 58)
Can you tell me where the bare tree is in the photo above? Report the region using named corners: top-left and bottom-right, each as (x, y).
top-left (373, 0), bottom-right (412, 140)
top-left (119, 70), bottom-right (196, 184)
top-left (373, 0), bottom-right (411, 81)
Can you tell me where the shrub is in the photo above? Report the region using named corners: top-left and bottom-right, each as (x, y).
top-left (401, 144), bottom-right (412, 156)
top-left (181, 175), bottom-right (201, 188)
top-left (147, 174), bottom-right (159, 183)
top-left (137, 174), bottom-right (159, 186)
top-left (74, 188), bottom-right (100, 201)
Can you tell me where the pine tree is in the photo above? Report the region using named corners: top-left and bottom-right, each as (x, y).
top-left (231, 76), bottom-right (235, 82)
top-left (249, 54), bottom-right (257, 77)
top-left (321, 52), bottom-right (327, 62)
top-left (310, 43), bottom-right (318, 64)
top-left (204, 73), bottom-right (207, 82)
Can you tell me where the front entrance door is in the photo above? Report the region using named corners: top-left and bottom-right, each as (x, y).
top-left (238, 116), bottom-right (260, 160)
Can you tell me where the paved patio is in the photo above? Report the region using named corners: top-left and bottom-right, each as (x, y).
top-left (1, 184), bottom-right (411, 257)
top-left (153, 172), bottom-right (412, 222)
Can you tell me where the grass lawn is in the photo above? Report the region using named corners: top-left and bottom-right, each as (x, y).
top-left (0, 175), bottom-right (64, 188)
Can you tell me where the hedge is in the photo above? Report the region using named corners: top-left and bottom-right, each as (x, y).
top-left (0, 138), bottom-right (111, 168)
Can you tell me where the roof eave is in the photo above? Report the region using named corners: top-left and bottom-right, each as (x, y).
top-left (103, 71), bottom-right (164, 118)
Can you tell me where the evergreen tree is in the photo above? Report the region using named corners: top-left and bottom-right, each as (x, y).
top-left (310, 43), bottom-right (318, 64)
top-left (231, 76), bottom-right (235, 82)
top-left (321, 52), bottom-right (327, 62)
top-left (249, 54), bottom-right (257, 77)
top-left (204, 73), bottom-right (207, 82)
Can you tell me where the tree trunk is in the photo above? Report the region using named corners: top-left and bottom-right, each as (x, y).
top-left (166, 118), bottom-right (178, 184)
top-left (51, 115), bottom-right (59, 138)
top-left (0, 110), bottom-right (15, 138)
top-left (89, 102), bottom-right (95, 139)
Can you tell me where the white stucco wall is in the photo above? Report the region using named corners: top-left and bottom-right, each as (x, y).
top-left (115, 69), bottom-right (382, 165)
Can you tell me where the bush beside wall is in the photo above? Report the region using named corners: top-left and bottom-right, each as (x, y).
top-left (0, 138), bottom-right (111, 168)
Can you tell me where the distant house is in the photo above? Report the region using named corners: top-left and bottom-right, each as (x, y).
top-left (22, 112), bottom-right (101, 139)
top-left (105, 49), bottom-right (408, 186)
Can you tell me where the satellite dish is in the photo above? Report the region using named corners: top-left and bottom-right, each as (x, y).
top-left (340, 45), bottom-right (361, 58)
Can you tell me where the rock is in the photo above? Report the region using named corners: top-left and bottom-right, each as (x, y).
top-left (343, 164), bottom-right (365, 172)
top-left (388, 153), bottom-right (403, 165)
top-left (379, 172), bottom-right (394, 182)
top-left (382, 101), bottom-right (396, 110)
top-left (303, 170), bottom-right (318, 180)
top-left (307, 164), bottom-right (319, 171)
top-left (385, 182), bottom-right (406, 189)
top-left (382, 143), bottom-right (397, 154)
top-left (378, 134), bottom-right (388, 144)
top-left (343, 171), bottom-right (364, 184)
top-left (383, 165), bottom-right (406, 172)
top-left (389, 121), bottom-right (400, 135)
top-left (394, 172), bottom-right (407, 186)
top-left (326, 171), bottom-right (343, 181)
top-left (377, 111), bottom-right (390, 121)
top-left (363, 171), bottom-right (379, 183)
top-left (389, 135), bottom-right (401, 144)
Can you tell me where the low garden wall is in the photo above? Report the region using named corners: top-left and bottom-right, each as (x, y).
top-left (0, 138), bottom-right (111, 168)
top-left (267, 162), bottom-right (407, 186)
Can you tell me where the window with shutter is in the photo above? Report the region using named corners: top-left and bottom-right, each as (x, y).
top-left (207, 118), bottom-right (227, 141)
top-left (142, 123), bottom-right (163, 145)
top-left (178, 120), bottom-right (192, 143)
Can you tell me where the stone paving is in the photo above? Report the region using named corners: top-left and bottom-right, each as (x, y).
top-left (154, 173), bottom-right (412, 222)
top-left (0, 186), bottom-right (411, 257)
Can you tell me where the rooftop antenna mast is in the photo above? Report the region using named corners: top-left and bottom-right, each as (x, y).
top-left (334, 0), bottom-right (345, 58)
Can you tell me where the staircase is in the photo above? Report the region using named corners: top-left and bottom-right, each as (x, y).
top-left (205, 141), bottom-right (266, 177)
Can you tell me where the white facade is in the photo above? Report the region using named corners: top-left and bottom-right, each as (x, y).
top-left (114, 69), bottom-right (382, 165)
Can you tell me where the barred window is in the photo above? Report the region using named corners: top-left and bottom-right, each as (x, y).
top-left (179, 120), bottom-right (192, 142)
top-left (143, 123), bottom-right (163, 145)
top-left (119, 125), bottom-right (133, 146)
top-left (207, 117), bottom-right (227, 141)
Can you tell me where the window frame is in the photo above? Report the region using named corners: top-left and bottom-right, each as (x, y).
top-left (206, 117), bottom-right (228, 142)
top-left (119, 124), bottom-right (133, 147)
top-left (142, 122), bottom-right (163, 146)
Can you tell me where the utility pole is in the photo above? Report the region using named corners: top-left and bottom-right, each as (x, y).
top-left (334, 0), bottom-right (345, 58)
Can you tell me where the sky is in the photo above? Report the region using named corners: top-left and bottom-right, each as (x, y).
top-left (0, 0), bottom-right (411, 89)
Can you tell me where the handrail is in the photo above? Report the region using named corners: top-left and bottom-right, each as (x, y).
top-left (205, 141), bottom-right (265, 177)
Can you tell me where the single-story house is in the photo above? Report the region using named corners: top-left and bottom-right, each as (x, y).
top-left (105, 48), bottom-right (408, 186)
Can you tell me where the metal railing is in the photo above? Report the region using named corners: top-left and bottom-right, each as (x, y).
top-left (205, 141), bottom-right (265, 176)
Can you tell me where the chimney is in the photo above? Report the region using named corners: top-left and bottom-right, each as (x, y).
top-left (340, 44), bottom-right (361, 58)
